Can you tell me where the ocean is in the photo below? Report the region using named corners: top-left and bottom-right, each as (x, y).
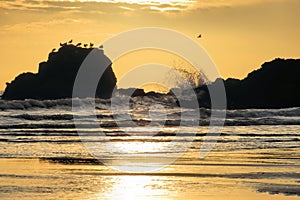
top-left (0, 95), bottom-right (299, 199)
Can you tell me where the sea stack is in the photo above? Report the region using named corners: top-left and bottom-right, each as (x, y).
top-left (2, 44), bottom-right (117, 100)
top-left (194, 58), bottom-right (300, 109)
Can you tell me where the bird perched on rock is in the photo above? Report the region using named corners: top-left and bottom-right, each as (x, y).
top-left (51, 48), bottom-right (56, 52)
top-left (76, 43), bottom-right (82, 47)
top-left (89, 43), bottom-right (94, 48)
top-left (197, 34), bottom-right (202, 38)
top-left (60, 42), bottom-right (67, 47)
top-left (84, 44), bottom-right (88, 48)
top-left (68, 39), bottom-right (73, 44)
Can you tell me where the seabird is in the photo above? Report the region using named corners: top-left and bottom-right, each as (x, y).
top-left (197, 34), bottom-right (202, 38)
top-left (68, 39), bottom-right (73, 44)
top-left (76, 43), bottom-right (82, 47)
top-left (84, 44), bottom-right (88, 48)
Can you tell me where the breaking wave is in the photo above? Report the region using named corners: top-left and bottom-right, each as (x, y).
top-left (0, 97), bottom-right (299, 128)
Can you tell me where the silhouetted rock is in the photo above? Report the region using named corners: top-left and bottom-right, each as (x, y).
top-left (145, 91), bottom-right (165, 98)
top-left (3, 44), bottom-right (117, 100)
top-left (194, 58), bottom-right (300, 109)
top-left (116, 88), bottom-right (146, 97)
top-left (116, 88), bottom-right (165, 98)
top-left (3, 51), bottom-right (299, 109)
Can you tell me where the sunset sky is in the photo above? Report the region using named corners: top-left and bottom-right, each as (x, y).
top-left (0, 0), bottom-right (299, 91)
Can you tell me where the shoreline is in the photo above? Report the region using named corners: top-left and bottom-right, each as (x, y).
top-left (0, 157), bottom-right (299, 199)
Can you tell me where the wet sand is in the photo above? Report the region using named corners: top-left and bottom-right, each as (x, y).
top-left (1, 151), bottom-right (299, 200)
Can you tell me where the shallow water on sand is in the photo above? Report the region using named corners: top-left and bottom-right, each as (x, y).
top-left (0, 97), bottom-right (299, 199)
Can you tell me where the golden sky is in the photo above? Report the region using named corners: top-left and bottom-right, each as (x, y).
top-left (0, 0), bottom-right (299, 91)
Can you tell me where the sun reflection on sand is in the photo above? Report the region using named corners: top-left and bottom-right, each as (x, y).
top-left (112, 141), bottom-right (165, 153)
top-left (97, 176), bottom-right (169, 200)
top-left (104, 141), bottom-right (177, 172)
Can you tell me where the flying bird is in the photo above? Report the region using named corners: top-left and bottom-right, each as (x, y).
top-left (197, 34), bottom-right (202, 38)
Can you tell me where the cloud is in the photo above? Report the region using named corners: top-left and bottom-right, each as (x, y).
top-left (192, 0), bottom-right (289, 9)
top-left (0, 0), bottom-right (194, 13)
top-left (119, 5), bottom-right (135, 11)
top-left (0, 18), bottom-right (84, 34)
top-left (0, 0), bottom-right (293, 14)
top-left (0, 0), bottom-right (79, 11)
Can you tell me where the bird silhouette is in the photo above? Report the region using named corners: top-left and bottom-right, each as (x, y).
top-left (197, 34), bottom-right (202, 38)
top-left (51, 48), bottom-right (56, 52)
top-left (76, 43), bottom-right (82, 47)
top-left (89, 43), bottom-right (94, 48)
top-left (84, 44), bottom-right (88, 48)
top-left (68, 39), bottom-right (73, 44)
top-left (60, 42), bottom-right (67, 46)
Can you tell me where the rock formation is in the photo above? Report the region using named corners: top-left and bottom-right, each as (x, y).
top-left (195, 58), bottom-right (300, 109)
top-left (3, 44), bottom-right (117, 100)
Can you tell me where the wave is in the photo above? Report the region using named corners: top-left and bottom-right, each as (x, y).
top-left (226, 107), bottom-right (300, 118)
top-left (0, 118), bottom-right (300, 130)
top-left (3, 114), bottom-right (300, 126)
top-left (2, 97), bottom-right (298, 113)
top-left (6, 113), bottom-right (113, 121)
top-left (0, 97), bottom-right (300, 129)
top-left (40, 157), bottom-right (103, 165)
top-left (1, 98), bottom-right (300, 119)
top-left (0, 98), bottom-right (110, 110)
top-left (0, 123), bottom-right (77, 129)
top-left (1, 134), bottom-right (299, 144)
top-left (0, 96), bottom-right (176, 110)
top-left (256, 183), bottom-right (300, 196)
top-left (1, 130), bottom-right (300, 138)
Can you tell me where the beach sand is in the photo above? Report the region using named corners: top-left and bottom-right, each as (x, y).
top-left (1, 152), bottom-right (299, 200)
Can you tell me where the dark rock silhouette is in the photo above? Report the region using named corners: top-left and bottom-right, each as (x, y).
top-left (195, 58), bottom-right (300, 109)
top-left (2, 51), bottom-right (299, 109)
top-left (3, 44), bottom-right (117, 100)
top-left (116, 88), bottom-right (165, 98)
top-left (116, 88), bottom-right (146, 97)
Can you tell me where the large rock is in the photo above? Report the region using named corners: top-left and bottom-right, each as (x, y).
top-left (194, 58), bottom-right (300, 109)
top-left (3, 44), bottom-right (117, 100)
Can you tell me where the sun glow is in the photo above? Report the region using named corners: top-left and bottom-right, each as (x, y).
top-left (75, 0), bottom-right (192, 4)
top-left (75, 0), bottom-right (195, 11)
top-left (99, 176), bottom-right (168, 199)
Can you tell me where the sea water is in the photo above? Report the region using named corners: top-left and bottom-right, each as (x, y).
top-left (0, 96), bottom-right (299, 199)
